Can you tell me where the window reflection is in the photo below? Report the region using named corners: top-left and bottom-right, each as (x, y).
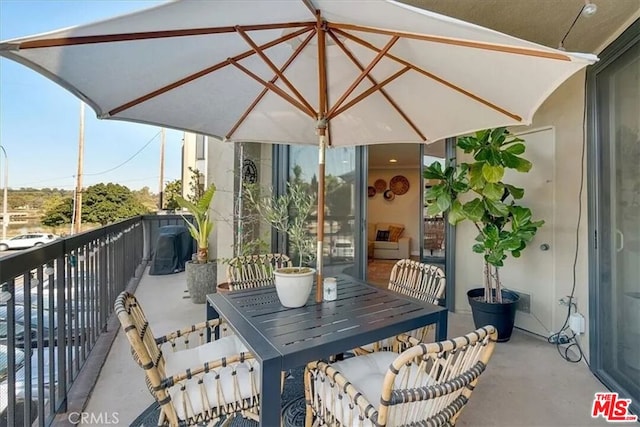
top-left (289, 146), bottom-right (356, 274)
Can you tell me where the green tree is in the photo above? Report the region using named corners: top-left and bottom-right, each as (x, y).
top-left (41, 196), bottom-right (73, 227)
top-left (163, 179), bottom-right (182, 211)
top-left (82, 183), bottom-right (149, 226)
top-left (326, 176), bottom-right (351, 218)
top-left (10, 188), bottom-right (72, 210)
top-left (187, 167), bottom-right (204, 203)
top-left (132, 186), bottom-right (158, 211)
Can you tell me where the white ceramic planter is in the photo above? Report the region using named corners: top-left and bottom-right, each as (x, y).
top-left (273, 267), bottom-right (316, 308)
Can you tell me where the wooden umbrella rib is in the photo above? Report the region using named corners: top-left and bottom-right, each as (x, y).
top-left (327, 35), bottom-right (398, 118)
top-left (328, 31), bottom-right (425, 141)
top-left (328, 22), bottom-right (571, 61)
top-left (18, 21), bottom-right (315, 49)
top-left (317, 17), bottom-right (328, 123)
top-left (300, 0), bottom-right (317, 16)
top-left (333, 28), bottom-right (522, 122)
top-left (226, 30), bottom-right (317, 139)
top-left (235, 26), bottom-right (316, 117)
top-left (330, 67), bottom-right (410, 119)
top-left (229, 58), bottom-right (315, 118)
top-left (108, 26), bottom-right (313, 116)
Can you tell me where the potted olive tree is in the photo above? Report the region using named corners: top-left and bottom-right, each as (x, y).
top-left (245, 181), bottom-right (316, 308)
top-left (424, 128), bottom-right (544, 341)
top-left (176, 184), bottom-right (217, 304)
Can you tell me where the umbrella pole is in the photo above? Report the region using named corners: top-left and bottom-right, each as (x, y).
top-left (316, 131), bottom-right (326, 303)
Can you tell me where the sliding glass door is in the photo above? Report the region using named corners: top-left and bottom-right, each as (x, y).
top-left (287, 145), bottom-right (358, 278)
top-left (589, 21), bottom-right (639, 415)
top-left (422, 140), bottom-right (446, 263)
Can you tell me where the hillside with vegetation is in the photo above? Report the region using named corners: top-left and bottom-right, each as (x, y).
top-left (5, 185), bottom-right (162, 237)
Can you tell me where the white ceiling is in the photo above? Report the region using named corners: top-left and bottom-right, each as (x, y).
top-left (368, 0), bottom-right (640, 168)
top-left (400, 0), bottom-right (640, 54)
top-left (369, 141), bottom-right (445, 168)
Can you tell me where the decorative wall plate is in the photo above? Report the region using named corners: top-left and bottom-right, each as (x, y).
top-left (367, 186), bottom-right (376, 198)
top-left (390, 175), bottom-right (410, 195)
top-left (383, 189), bottom-right (395, 201)
top-left (374, 179), bottom-right (386, 192)
top-left (242, 159), bottom-right (258, 184)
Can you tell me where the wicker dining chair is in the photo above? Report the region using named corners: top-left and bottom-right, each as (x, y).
top-left (356, 259), bottom-right (446, 354)
top-left (387, 259), bottom-right (446, 305)
top-left (226, 253), bottom-right (292, 291)
top-left (114, 291), bottom-right (260, 427)
top-left (305, 326), bottom-right (497, 427)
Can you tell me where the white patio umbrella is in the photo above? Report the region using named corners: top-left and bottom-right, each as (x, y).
top-left (0, 0), bottom-right (597, 301)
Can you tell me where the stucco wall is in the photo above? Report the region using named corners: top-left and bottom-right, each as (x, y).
top-left (453, 70), bottom-right (591, 354)
top-left (181, 132), bottom-right (196, 200)
top-left (368, 168), bottom-right (422, 255)
top-left (207, 136), bottom-right (236, 283)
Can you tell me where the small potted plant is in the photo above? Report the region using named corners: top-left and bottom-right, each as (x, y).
top-left (176, 184), bottom-right (217, 304)
top-left (423, 128), bottom-right (544, 341)
top-left (245, 181), bottom-right (316, 308)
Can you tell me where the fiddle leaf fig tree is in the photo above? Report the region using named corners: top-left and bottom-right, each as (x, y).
top-left (424, 128), bottom-right (544, 303)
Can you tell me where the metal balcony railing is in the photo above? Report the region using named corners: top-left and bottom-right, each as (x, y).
top-left (0, 214), bottom-right (191, 426)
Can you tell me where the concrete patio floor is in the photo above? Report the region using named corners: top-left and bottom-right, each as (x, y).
top-left (82, 267), bottom-right (633, 426)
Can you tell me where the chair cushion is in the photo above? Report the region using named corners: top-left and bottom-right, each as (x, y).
top-left (375, 223), bottom-right (404, 233)
top-left (358, 337), bottom-right (395, 353)
top-left (164, 335), bottom-right (260, 420)
top-left (388, 225), bottom-right (404, 242)
top-left (325, 352), bottom-right (397, 423)
top-left (319, 352), bottom-right (434, 426)
top-left (331, 352), bottom-right (405, 402)
top-left (374, 241), bottom-right (398, 250)
top-left (375, 230), bottom-right (390, 241)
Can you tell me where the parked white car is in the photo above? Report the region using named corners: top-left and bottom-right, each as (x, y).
top-left (0, 234), bottom-right (59, 251)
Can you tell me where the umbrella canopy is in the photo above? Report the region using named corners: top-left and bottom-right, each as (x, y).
top-left (0, 0), bottom-right (597, 301)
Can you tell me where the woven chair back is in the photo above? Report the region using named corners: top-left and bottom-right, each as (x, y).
top-left (388, 259), bottom-right (445, 304)
top-left (114, 292), bottom-right (168, 402)
top-left (378, 326), bottom-right (497, 426)
top-left (226, 253), bottom-right (292, 290)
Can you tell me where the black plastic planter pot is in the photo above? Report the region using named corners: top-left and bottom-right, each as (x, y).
top-left (467, 288), bottom-right (520, 342)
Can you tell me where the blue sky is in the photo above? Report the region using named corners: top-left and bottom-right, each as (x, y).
top-left (0, 0), bottom-right (182, 192)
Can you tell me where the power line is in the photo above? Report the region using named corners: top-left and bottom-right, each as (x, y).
top-left (84, 130), bottom-right (161, 176)
top-left (15, 130), bottom-right (163, 186)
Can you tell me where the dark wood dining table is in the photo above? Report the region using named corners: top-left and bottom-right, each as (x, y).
top-left (206, 274), bottom-right (448, 427)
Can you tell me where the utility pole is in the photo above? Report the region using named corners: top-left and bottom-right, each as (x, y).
top-left (73, 102), bottom-right (85, 234)
top-left (158, 128), bottom-right (165, 210)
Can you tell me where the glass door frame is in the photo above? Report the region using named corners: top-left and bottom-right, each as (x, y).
top-left (419, 138), bottom-right (456, 312)
top-left (587, 18), bottom-right (639, 415)
top-left (355, 146), bottom-right (368, 280)
top-left (273, 144), bottom-right (366, 280)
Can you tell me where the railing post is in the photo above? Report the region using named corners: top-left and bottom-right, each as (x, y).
top-left (55, 255), bottom-right (67, 413)
top-left (5, 279), bottom-right (16, 427)
top-left (142, 217), bottom-right (152, 262)
top-left (0, 215), bottom-right (188, 426)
